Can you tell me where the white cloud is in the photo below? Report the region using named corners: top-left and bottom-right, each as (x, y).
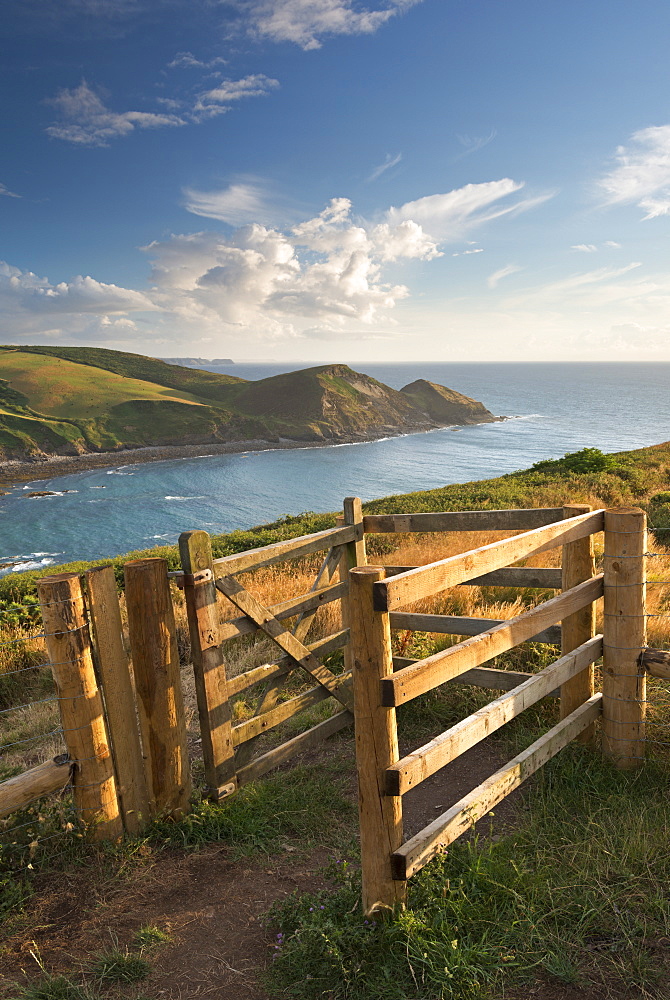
top-left (168, 51), bottom-right (228, 70)
top-left (46, 81), bottom-right (185, 146)
top-left (240, 0), bottom-right (421, 50)
top-left (488, 264), bottom-right (520, 288)
top-left (599, 125), bottom-right (670, 219)
top-left (0, 183), bottom-right (21, 199)
top-left (367, 152), bottom-right (402, 182)
top-left (145, 197), bottom-right (439, 334)
top-left (604, 240), bottom-right (622, 248)
top-left (194, 74), bottom-right (279, 117)
top-left (183, 181), bottom-right (276, 227)
top-left (385, 180), bottom-right (553, 240)
top-left (571, 244), bottom-right (598, 253)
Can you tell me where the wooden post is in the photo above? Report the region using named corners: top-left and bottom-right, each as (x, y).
top-left (37, 573), bottom-right (122, 840)
top-left (179, 531), bottom-right (237, 800)
top-left (560, 504), bottom-right (596, 741)
top-left (349, 566), bottom-right (405, 915)
top-left (85, 566), bottom-right (150, 833)
top-left (602, 507), bottom-right (647, 769)
top-left (339, 497), bottom-right (367, 673)
top-left (124, 558), bottom-right (191, 817)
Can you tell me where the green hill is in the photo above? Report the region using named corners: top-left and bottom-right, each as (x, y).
top-left (0, 346), bottom-right (498, 461)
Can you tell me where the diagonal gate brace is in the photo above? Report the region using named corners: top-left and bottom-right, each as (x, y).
top-left (215, 574), bottom-right (354, 712)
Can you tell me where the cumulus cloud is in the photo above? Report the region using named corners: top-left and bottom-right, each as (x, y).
top-left (599, 125), bottom-right (670, 219)
top-left (144, 197), bottom-right (440, 335)
top-left (46, 80), bottom-right (185, 146)
top-left (0, 261), bottom-right (155, 316)
top-left (239, 0), bottom-right (421, 50)
top-left (0, 183), bottom-right (21, 199)
top-left (367, 153), bottom-right (402, 182)
top-left (385, 180), bottom-right (553, 240)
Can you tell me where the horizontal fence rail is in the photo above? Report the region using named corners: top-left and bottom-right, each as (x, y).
top-left (374, 509), bottom-right (605, 612)
top-left (392, 694), bottom-right (604, 880)
top-left (382, 575), bottom-right (604, 706)
top-left (385, 566), bottom-right (563, 589)
top-left (390, 612), bottom-right (561, 644)
top-left (362, 508), bottom-right (566, 533)
top-left (386, 635), bottom-right (603, 795)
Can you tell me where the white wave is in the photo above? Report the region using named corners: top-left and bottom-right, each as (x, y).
top-left (10, 557), bottom-right (55, 573)
top-left (164, 495), bottom-right (208, 501)
top-left (106, 467), bottom-right (134, 475)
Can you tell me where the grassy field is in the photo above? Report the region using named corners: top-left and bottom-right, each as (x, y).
top-left (2, 444), bottom-right (670, 998)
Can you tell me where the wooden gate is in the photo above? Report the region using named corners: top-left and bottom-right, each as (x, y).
top-left (349, 505), bottom-right (648, 914)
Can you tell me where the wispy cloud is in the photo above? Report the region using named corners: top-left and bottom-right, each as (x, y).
top-left (599, 125), bottom-right (670, 219)
top-left (488, 263), bottom-right (520, 288)
top-left (46, 80), bottom-right (184, 146)
top-left (183, 180), bottom-right (284, 227)
top-left (240, 0), bottom-right (422, 51)
top-left (571, 244), bottom-right (598, 253)
top-left (367, 153), bottom-right (402, 182)
top-left (456, 129), bottom-right (497, 156)
top-left (503, 262), bottom-right (643, 309)
top-left (0, 183), bottom-right (21, 199)
top-left (194, 74), bottom-right (279, 118)
top-left (385, 180), bottom-right (553, 240)
top-left (168, 51), bottom-right (228, 70)
top-left (46, 75), bottom-right (279, 145)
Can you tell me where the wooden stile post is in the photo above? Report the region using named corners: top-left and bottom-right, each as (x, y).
top-left (339, 497), bottom-right (367, 673)
top-left (602, 507), bottom-right (646, 769)
top-left (349, 566), bottom-right (405, 915)
top-left (37, 573), bottom-right (122, 840)
top-left (85, 565), bottom-right (150, 833)
top-left (124, 558), bottom-right (191, 817)
top-left (179, 531), bottom-right (237, 800)
top-left (560, 504), bottom-right (596, 741)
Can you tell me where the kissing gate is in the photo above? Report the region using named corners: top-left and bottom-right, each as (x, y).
top-left (4, 500), bottom-right (665, 917)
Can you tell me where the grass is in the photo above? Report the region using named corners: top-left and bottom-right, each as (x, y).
top-left (267, 746), bottom-right (670, 999)
top-left (88, 948), bottom-right (150, 985)
top-left (3, 443), bottom-right (670, 996)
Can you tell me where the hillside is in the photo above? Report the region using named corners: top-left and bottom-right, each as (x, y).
top-left (0, 346), bottom-right (498, 461)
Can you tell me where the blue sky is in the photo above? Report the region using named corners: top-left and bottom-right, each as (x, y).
top-left (2, 0), bottom-right (670, 363)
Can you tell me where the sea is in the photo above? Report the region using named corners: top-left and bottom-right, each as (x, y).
top-left (1, 362), bottom-right (669, 576)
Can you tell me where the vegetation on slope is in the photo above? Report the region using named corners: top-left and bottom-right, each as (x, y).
top-left (0, 347), bottom-right (497, 460)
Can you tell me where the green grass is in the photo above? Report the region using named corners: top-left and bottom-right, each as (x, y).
top-left (132, 925), bottom-right (171, 949)
top-left (88, 947), bottom-right (150, 985)
top-left (267, 745), bottom-right (670, 999)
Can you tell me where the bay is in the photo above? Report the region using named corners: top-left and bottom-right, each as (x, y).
top-left (2, 362), bottom-right (669, 575)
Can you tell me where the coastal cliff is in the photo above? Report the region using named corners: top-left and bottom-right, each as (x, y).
top-left (0, 346), bottom-right (499, 462)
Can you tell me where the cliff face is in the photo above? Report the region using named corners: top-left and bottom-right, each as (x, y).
top-left (0, 349), bottom-right (500, 461)
top-left (399, 379), bottom-right (498, 426)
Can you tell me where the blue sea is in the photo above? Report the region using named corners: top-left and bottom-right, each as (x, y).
top-left (2, 362), bottom-right (669, 575)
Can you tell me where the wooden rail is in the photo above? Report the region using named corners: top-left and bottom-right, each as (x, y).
top-left (363, 508), bottom-right (565, 533)
top-left (382, 576), bottom-right (603, 706)
top-left (385, 566), bottom-right (562, 589)
top-left (386, 636), bottom-right (602, 795)
top-left (390, 612), bottom-right (561, 644)
top-left (391, 694), bottom-right (603, 879)
top-left (374, 509), bottom-right (604, 612)
top-left (212, 524), bottom-right (357, 576)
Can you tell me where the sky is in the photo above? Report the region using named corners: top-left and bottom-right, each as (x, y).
top-left (2, 0), bottom-right (670, 364)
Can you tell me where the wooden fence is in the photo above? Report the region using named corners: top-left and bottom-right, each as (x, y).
top-left (349, 504), bottom-right (653, 913)
top-left (1, 500), bottom-right (665, 884)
